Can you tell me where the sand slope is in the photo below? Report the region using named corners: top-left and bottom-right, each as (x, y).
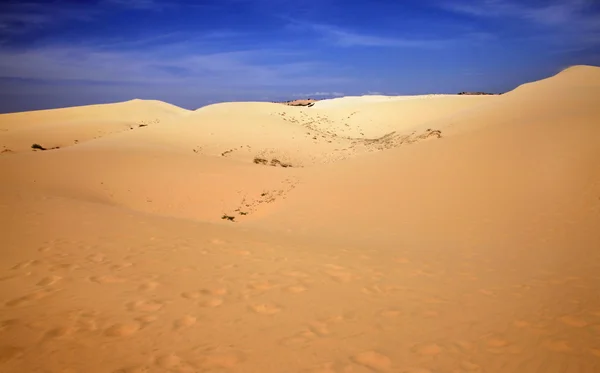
top-left (1, 66), bottom-right (600, 373)
top-left (0, 99), bottom-right (190, 154)
top-left (73, 95), bottom-right (493, 167)
top-left (255, 65), bottom-right (600, 240)
top-left (0, 94), bottom-right (493, 223)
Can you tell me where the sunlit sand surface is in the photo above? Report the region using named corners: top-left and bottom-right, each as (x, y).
top-left (1, 65), bottom-right (599, 372)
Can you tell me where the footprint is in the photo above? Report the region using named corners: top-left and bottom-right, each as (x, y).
top-left (351, 351), bottom-right (392, 372)
top-left (181, 291), bottom-right (201, 300)
top-left (325, 270), bottom-right (355, 283)
top-left (44, 326), bottom-right (76, 339)
top-left (138, 281), bottom-right (159, 292)
top-left (485, 335), bottom-right (510, 348)
top-left (89, 275), bottom-right (125, 284)
top-left (362, 284), bottom-right (385, 295)
top-left (104, 322), bottom-right (141, 337)
top-left (423, 297), bottom-right (447, 305)
top-left (199, 298), bottom-right (223, 308)
top-left (513, 320), bottom-right (530, 328)
top-left (308, 322), bottom-right (331, 337)
top-left (0, 345), bottom-right (25, 363)
top-left (87, 254), bottom-right (106, 263)
top-left (448, 340), bottom-right (475, 354)
top-left (249, 303), bottom-right (282, 315)
top-left (173, 315), bottom-right (197, 329)
top-left (111, 263), bottom-right (134, 271)
top-left (193, 352), bottom-right (243, 370)
top-left (393, 257), bottom-right (411, 264)
top-left (127, 300), bottom-right (164, 312)
top-left (421, 310), bottom-right (439, 318)
top-left (460, 360), bottom-right (482, 372)
top-left (201, 287), bottom-right (228, 296)
top-left (11, 260), bottom-right (42, 270)
top-left (0, 275), bottom-right (17, 282)
top-left (112, 365), bottom-right (149, 373)
top-left (285, 285), bottom-right (307, 293)
top-left (76, 318), bottom-right (99, 332)
top-left (380, 309), bottom-right (401, 318)
top-left (37, 275), bottom-right (62, 287)
top-left (280, 331), bottom-right (317, 346)
top-left (558, 315), bottom-right (588, 328)
top-left (411, 343), bottom-right (443, 356)
top-left (282, 270), bottom-right (310, 279)
top-left (305, 363), bottom-right (337, 373)
top-left (49, 263), bottom-right (79, 272)
top-left (155, 353), bottom-right (182, 369)
top-left (5, 290), bottom-right (54, 307)
top-left (0, 319), bottom-right (21, 331)
top-left (247, 281), bottom-right (277, 291)
top-left (136, 315), bottom-right (158, 326)
top-left (542, 339), bottom-right (572, 353)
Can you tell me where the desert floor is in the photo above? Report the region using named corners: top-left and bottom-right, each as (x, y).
top-left (1, 65), bottom-right (600, 373)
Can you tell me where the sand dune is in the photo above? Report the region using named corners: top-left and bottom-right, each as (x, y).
top-left (68, 95), bottom-right (492, 168)
top-left (1, 66), bottom-right (600, 373)
top-left (0, 99), bottom-right (190, 154)
top-left (313, 94), bottom-right (453, 108)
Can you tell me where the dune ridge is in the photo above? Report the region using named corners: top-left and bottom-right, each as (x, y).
top-left (0, 99), bottom-right (190, 154)
top-left (1, 66), bottom-right (600, 373)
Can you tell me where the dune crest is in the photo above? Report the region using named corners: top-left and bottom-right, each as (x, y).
top-left (0, 99), bottom-right (190, 154)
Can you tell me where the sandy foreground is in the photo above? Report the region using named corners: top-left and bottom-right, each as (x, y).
top-left (1, 65), bottom-right (600, 372)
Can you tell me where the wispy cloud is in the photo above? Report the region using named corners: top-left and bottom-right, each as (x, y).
top-left (443, 0), bottom-right (600, 47)
top-left (444, 0), bottom-right (593, 25)
top-left (0, 0), bottom-right (179, 38)
top-left (296, 91), bottom-right (345, 97)
top-left (0, 43), bottom-right (348, 89)
top-left (102, 0), bottom-right (172, 11)
top-left (285, 19), bottom-right (494, 49)
top-left (314, 24), bottom-right (445, 48)
top-left (0, 2), bottom-right (94, 35)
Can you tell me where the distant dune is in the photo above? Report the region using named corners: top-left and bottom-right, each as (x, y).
top-left (1, 66), bottom-right (599, 373)
top-left (277, 98), bottom-right (318, 106)
top-left (0, 99), bottom-right (190, 154)
top-left (457, 91), bottom-right (500, 95)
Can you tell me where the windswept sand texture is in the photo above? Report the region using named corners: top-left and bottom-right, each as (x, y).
top-left (1, 65), bottom-right (600, 372)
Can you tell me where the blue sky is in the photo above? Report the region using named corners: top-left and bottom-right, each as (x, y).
top-left (0, 0), bottom-right (599, 112)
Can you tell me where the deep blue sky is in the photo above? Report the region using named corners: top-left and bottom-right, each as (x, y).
top-left (1, 0), bottom-right (599, 112)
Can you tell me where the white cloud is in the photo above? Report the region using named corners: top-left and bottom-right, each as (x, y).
top-left (102, 0), bottom-right (173, 11)
top-left (0, 44), bottom-right (349, 89)
top-left (313, 25), bottom-right (444, 48)
top-left (443, 0), bottom-right (600, 48)
top-left (285, 19), bottom-right (450, 48)
top-left (445, 0), bottom-right (591, 24)
top-left (0, 2), bottom-right (94, 35)
top-left (294, 92), bottom-right (345, 97)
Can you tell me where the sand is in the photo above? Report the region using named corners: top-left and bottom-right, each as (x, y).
top-left (1, 65), bottom-right (599, 372)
